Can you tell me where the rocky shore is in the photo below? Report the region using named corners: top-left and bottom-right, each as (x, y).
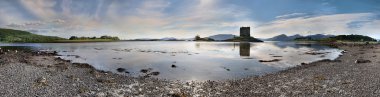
top-left (0, 44), bottom-right (379, 97)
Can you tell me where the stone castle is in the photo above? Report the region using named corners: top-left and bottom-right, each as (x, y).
top-left (240, 27), bottom-right (250, 38)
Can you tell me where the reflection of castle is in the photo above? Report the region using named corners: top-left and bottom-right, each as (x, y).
top-left (239, 42), bottom-right (250, 56)
top-left (240, 27), bottom-right (250, 38)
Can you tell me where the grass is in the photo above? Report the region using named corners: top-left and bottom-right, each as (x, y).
top-left (0, 28), bottom-right (65, 43)
top-left (54, 39), bottom-right (119, 43)
top-left (0, 28), bottom-right (120, 43)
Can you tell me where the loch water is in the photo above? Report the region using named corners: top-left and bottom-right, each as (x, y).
top-left (0, 41), bottom-right (342, 81)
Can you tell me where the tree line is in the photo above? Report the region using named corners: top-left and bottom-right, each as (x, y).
top-left (69, 35), bottom-right (120, 40)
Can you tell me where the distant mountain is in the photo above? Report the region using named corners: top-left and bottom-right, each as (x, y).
top-left (266, 34), bottom-right (334, 41)
top-left (131, 37), bottom-right (178, 41)
top-left (207, 34), bottom-right (237, 41)
top-left (266, 34), bottom-right (302, 41)
top-left (178, 38), bottom-right (194, 41)
top-left (295, 34), bottom-right (377, 42)
top-left (289, 34), bottom-right (302, 39)
top-left (131, 38), bottom-right (157, 41)
top-left (0, 28), bottom-right (65, 43)
top-left (160, 37), bottom-right (177, 41)
top-left (306, 34), bottom-right (335, 40)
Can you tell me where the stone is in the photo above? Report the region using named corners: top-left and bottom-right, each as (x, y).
top-left (72, 63), bottom-right (93, 68)
top-left (150, 72), bottom-right (160, 76)
top-left (37, 77), bottom-right (47, 83)
top-left (35, 77), bottom-right (48, 86)
top-left (96, 92), bottom-right (106, 97)
top-left (355, 59), bottom-right (371, 63)
top-left (140, 69), bottom-right (149, 73)
top-left (116, 68), bottom-right (126, 72)
top-left (259, 59), bottom-right (281, 62)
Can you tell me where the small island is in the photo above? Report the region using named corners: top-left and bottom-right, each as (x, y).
top-left (194, 27), bottom-right (263, 42)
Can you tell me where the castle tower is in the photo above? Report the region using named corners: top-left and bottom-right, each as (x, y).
top-left (240, 27), bottom-right (250, 38)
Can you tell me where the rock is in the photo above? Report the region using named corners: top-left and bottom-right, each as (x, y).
top-left (374, 89), bottom-right (380, 94)
top-left (355, 59), bottom-right (371, 63)
top-left (272, 56), bottom-right (283, 57)
top-left (37, 77), bottom-right (47, 83)
top-left (305, 51), bottom-right (325, 55)
top-left (140, 69), bottom-right (149, 73)
top-left (78, 87), bottom-right (89, 93)
top-left (97, 78), bottom-right (115, 83)
top-left (96, 92), bottom-right (106, 97)
top-left (72, 63), bottom-right (93, 68)
top-left (171, 64), bottom-right (177, 68)
top-left (36, 77), bottom-right (48, 86)
top-left (150, 72), bottom-right (160, 76)
top-left (333, 60), bottom-right (342, 62)
top-left (116, 68), bottom-right (126, 72)
top-left (259, 59), bottom-right (281, 62)
top-left (140, 68), bottom-right (152, 73)
top-left (167, 93), bottom-right (183, 97)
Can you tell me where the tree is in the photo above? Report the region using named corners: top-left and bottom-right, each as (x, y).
top-left (69, 36), bottom-right (78, 40)
top-left (195, 35), bottom-right (201, 41)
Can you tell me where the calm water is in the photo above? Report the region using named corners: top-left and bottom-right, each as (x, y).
top-left (0, 41), bottom-right (342, 81)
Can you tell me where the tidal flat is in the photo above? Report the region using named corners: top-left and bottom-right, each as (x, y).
top-left (0, 43), bottom-right (379, 96)
top-left (0, 42), bottom-right (343, 81)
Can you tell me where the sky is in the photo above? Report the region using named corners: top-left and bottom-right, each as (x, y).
top-left (0, 0), bottom-right (379, 39)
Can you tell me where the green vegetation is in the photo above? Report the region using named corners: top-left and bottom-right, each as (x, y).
top-left (294, 35), bottom-right (377, 42)
top-left (66, 36), bottom-right (120, 42)
top-left (0, 28), bottom-right (65, 43)
top-left (225, 36), bottom-right (263, 42)
top-left (194, 35), bottom-right (215, 41)
top-left (53, 39), bottom-right (118, 43)
top-left (294, 37), bottom-right (315, 41)
top-left (0, 28), bottom-right (120, 43)
top-left (69, 36), bottom-right (119, 40)
top-left (194, 35), bottom-right (263, 42)
top-left (326, 35), bottom-right (377, 42)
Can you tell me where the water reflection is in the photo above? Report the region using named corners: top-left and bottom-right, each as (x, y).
top-left (239, 42), bottom-right (250, 56)
top-left (0, 41), bottom-right (342, 81)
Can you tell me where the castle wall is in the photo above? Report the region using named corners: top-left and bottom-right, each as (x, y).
top-left (240, 27), bottom-right (250, 38)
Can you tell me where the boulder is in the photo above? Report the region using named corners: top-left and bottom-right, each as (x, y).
top-left (355, 59), bottom-right (371, 63)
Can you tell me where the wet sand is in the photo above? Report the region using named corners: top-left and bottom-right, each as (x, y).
top-left (0, 44), bottom-right (379, 97)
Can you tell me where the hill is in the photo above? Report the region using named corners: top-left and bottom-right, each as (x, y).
top-left (306, 34), bottom-right (335, 40)
top-left (207, 34), bottom-right (236, 41)
top-left (160, 37), bottom-right (178, 41)
top-left (224, 36), bottom-right (263, 42)
top-left (266, 34), bottom-right (300, 41)
top-left (0, 28), bottom-right (65, 43)
top-left (266, 34), bottom-right (334, 41)
top-left (295, 34), bottom-right (377, 42)
top-left (324, 35), bottom-right (377, 42)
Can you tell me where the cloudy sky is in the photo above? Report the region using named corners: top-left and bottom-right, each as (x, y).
top-left (0, 0), bottom-right (379, 39)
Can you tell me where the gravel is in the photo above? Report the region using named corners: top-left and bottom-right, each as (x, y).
top-left (0, 44), bottom-right (379, 97)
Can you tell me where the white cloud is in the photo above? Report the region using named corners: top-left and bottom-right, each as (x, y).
top-left (18, 0), bottom-right (57, 19)
top-left (3, 0), bottom-right (378, 39)
top-left (254, 13), bottom-right (379, 38)
top-left (275, 13), bottom-right (307, 19)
